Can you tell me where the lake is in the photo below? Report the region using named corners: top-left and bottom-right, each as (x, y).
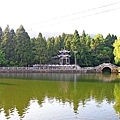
top-left (0, 73), bottom-right (120, 120)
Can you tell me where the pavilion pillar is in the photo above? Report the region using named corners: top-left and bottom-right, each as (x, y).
top-left (68, 58), bottom-right (70, 65)
top-left (66, 57), bottom-right (67, 65)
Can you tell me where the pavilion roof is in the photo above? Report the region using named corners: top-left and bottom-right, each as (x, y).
top-left (59, 50), bottom-right (70, 53)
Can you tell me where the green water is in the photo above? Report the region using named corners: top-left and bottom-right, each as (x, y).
top-left (0, 73), bottom-right (120, 120)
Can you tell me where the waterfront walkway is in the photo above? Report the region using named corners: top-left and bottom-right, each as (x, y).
top-left (0, 63), bottom-right (118, 73)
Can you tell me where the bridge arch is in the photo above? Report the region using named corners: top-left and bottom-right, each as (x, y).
top-left (95, 63), bottom-right (118, 73)
top-left (102, 67), bottom-right (111, 73)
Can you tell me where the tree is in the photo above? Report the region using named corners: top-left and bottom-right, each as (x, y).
top-left (0, 24), bottom-right (118, 67)
top-left (78, 30), bottom-right (89, 66)
top-left (54, 36), bottom-right (61, 54)
top-left (104, 34), bottom-right (117, 63)
top-left (84, 34), bottom-right (93, 66)
top-left (113, 38), bottom-right (120, 65)
top-left (70, 30), bottom-right (80, 64)
top-left (64, 34), bottom-right (73, 50)
top-left (0, 50), bottom-right (7, 66)
top-left (0, 27), bottom-right (2, 43)
top-left (71, 30), bottom-right (80, 51)
top-left (60, 33), bottom-right (66, 49)
top-left (105, 34), bottom-right (117, 48)
top-left (34, 33), bottom-right (47, 64)
top-left (1, 25), bottom-right (16, 66)
top-left (90, 34), bottom-right (105, 66)
top-left (97, 47), bottom-right (113, 63)
top-left (30, 37), bottom-right (37, 65)
top-left (15, 25), bottom-right (32, 66)
top-left (47, 37), bottom-right (55, 64)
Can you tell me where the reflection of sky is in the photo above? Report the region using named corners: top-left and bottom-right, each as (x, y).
top-left (0, 97), bottom-right (119, 120)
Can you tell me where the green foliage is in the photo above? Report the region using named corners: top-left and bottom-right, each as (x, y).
top-left (1, 25), bottom-right (16, 66)
top-left (0, 25), bottom-right (118, 66)
top-left (113, 38), bottom-right (120, 65)
top-left (64, 34), bottom-right (73, 50)
top-left (0, 27), bottom-right (2, 43)
top-left (114, 84), bottom-right (120, 114)
top-left (34, 33), bottom-right (47, 64)
top-left (47, 37), bottom-right (55, 64)
top-left (0, 50), bottom-right (7, 66)
top-left (118, 67), bottom-right (120, 73)
top-left (71, 30), bottom-right (80, 51)
top-left (15, 25), bottom-right (32, 66)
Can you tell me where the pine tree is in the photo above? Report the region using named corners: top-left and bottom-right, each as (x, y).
top-left (0, 27), bottom-right (3, 43)
top-left (1, 25), bottom-right (16, 66)
top-left (34, 33), bottom-right (47, 64)
top-left (71, 30), bottom-right (80, 51)
top-left (47, 37), bottom-right (55, 64)
top-left (30, 37), bottom-right (37, 65)
top-left (15, 25), bottom-right (32, 66)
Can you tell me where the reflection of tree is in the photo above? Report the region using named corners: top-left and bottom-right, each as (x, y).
top-left (77, 73), bottom-right (118, 82)
top-left (114, 84), bottom-right (120, 116)
top-left (0, 77), bottom-right (116, 118)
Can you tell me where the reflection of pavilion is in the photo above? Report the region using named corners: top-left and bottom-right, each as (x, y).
top-left (53, 49), bottom-right (70, 65)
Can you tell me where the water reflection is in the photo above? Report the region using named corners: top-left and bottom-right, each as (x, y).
top-left (114, 84), bottom-right (120, 117)
top-left (0, 73), bottom-right (119, 119)
top-left (0, 73), bottom-right (119, 82)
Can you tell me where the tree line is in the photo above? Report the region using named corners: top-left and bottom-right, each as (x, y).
top-left (0, 25), bottom-right (119, 67)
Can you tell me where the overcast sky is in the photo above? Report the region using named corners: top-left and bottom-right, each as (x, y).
top-left (0, 0), bottom-right (120, 37)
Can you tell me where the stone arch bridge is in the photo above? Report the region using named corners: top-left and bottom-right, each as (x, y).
top-left (95, 63), bottom-right (118, 73)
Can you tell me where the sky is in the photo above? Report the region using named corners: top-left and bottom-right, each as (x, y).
top-left (0, 0), bottom-right (120, 38)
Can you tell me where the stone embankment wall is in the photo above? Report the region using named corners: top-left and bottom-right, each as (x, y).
top-left (0, 63), bottom-right (118, 73)
top-left (0, 65), bottom-right (89, 73)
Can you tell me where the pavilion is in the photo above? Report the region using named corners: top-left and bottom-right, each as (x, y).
top-left (53, 49), bottom-right (70, 65)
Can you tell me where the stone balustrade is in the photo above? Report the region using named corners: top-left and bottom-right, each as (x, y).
top-left (0, 63), bottom-right (118, 73)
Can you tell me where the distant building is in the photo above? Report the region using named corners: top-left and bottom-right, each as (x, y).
top-left (53, 50), bottom-right (70, 65)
